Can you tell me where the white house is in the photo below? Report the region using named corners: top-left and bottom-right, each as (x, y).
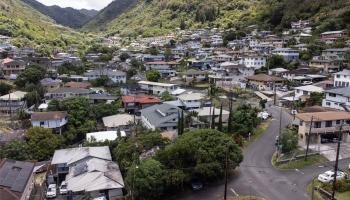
top-left (84, 69), bottom-right (126, 83)
top-left (177, 93), bottom-right (205, 110)
top-left (272, 48), bottom-right (299, 62)
top-left (144, 61), bottom-right (179, 77)
top-left (86, 131), bottom-right (126, 142)
top-left (138, 81), bottom-right (179, 95)
top-left (334, 69), bottom-right (350, 87)
top-left (294, 85), bottom-right (324, 99)
top-left (322, 87), bottom-right (350, 111)
top-left (31, 111), bottom-right (67, 133)
top-left (240, 56), bottom-right (266, 69)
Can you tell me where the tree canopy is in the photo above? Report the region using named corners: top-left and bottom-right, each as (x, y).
top-left (146, 69), bottom-right (161, 82)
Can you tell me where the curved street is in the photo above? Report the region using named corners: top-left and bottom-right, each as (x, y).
top-left (176, 105), bottom-right (350, 200)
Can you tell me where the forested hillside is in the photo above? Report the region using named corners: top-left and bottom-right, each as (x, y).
top-left (22, 0), bottom-right (98, 28)
top-left (0, 0), bottom-right (91, 55)
top-left (84, 0), bottom-right (350, 37)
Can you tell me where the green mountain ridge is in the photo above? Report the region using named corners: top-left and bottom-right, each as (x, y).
top-left (21, 0), bottom-right (98, 28)
top-left (84, 0), bottom-right (350, 37)
top-left (82, 0), bottom-right (140, 32)
top-left (0, 0), bottom-right (91, 55)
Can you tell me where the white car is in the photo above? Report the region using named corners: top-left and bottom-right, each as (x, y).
top-left (46, 184), bottom-right (57, 198)
top-left (59, 181), bottom-right (68, 195)
top-left (257, 111), bottom-right (270, 120)
top-left (317, 170), bottom-right (347, 183)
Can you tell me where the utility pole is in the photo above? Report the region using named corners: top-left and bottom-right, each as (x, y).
top-left (224, 148), bottom-right (228, 200)
top-left (332, 122), bottom-right (343, 200)
top-left (305, 116), bottom-right (314, 161)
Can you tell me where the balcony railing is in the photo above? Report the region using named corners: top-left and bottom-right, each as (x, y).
top-left (306, 125), bottom-right (350, 134)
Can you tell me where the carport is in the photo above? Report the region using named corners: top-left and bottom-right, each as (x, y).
top-left (320, 133), bottom-right (342, 143)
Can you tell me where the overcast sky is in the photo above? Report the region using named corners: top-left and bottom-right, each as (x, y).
top-left (36, 0), bottom-right (113, 10)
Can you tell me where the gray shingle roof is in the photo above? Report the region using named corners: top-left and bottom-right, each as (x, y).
top-left (0, 160), bottom-right (35, 193)
top-left (141, 104), bottom-right (181, 128)
top-left (325, 87), bottom-right (350, 98)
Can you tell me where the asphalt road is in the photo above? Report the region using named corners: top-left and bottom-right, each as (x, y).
top-left (175, 105), bottom-right (350, 200)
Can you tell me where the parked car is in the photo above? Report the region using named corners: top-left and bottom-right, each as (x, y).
top-left (291, 110), bottom-right (298, 115)
top-left (59, 181), bottom-right (68, 194)
top-left (46, 184), bottom-right (57, 198)
top-left (191, 178), bottom-right (203, 191)
top-left (302, 81), bottom-right (313, 85)
top-left (93, 196), bottom-right (107, 200)
top-left (279, 86), bottom-right (288, 92)
top-left (318, 170), bottom-right (347, 183)
top-left (258, 111), bottom-right (271, 120)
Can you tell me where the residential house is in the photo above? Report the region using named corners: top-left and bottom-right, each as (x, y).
top-left (141, 54), bottom-right (165, 62)
top-left (0, 159), bottom-right (35, 200)
top-left (87, 94), bottom-right (119, 104)
top-left (140, 104), bottom-right (181, 131)
top-left (333, 69), bottom-right (350, 87)
top-left (102, 114), bottom-right (134, 132)
top-left (177, 93), bottom-right (205, 110)
top-left (0, 91), bottom-right (27, 115)
top-left (0, 58), bottom-right (26, 78)
top-left (294, 85), bottom-right (324, 101)
top-left (246, 74), bottom-right (284, 91)
top-left (309, 57), bottom-right (341, 73)
top-left (268, 68), bottom-right (289, 76)
top-left (272, 48), bottom-right (299, 62)
top-left (321, 48), bottom-right (349, 60)
top-left (31, 111), bottom-right (68, 133)
top-left (45, 87), bottom-right (91, 100)
top-left (64, 81), bottom-right (92, 89)
top-left (194, 107), bottom-right (230, 126)
top-left (320, 30), bottom-right (347, 44)
top-left (212, 62), bottom-right (254, 88)
top-left (86, 131), bottom-right (126, 142)
top-left (240, 56), bottom-right (266, 69)
top-left (296, 111), bottom-right (350, 146)
top-left (322, 87), bottom-right (350, 111)
top-left (122, 95), bottom-right (161, 114)
top-left (40, 78), bottom-right (62, 92)
top-left (181, 70), bottom-right (207, 82)
top-left (51, 146), bottom-right (124, 199)
top-left (84, 69), bottom-right (126, 84)
top-left (138, 81), bottom-right (179, 95)
top-left (144, 61), bottom-right (179, 77)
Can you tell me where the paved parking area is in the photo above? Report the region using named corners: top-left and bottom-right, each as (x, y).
top-left (309, 143), bottom-right (350, 161)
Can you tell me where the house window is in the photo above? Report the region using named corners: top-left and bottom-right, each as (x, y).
top-left (325, 121), bottom-right (333, 127)
top-left (336, 120), bottom-right (341, 125)
top-left (314, 122), bottom-right (321, 128)
top-left (326, 102), bottom-right (331, 106)
top-left (40, 121), bottom-right (45, 126)
top-left (329, 93), bottom-right (336, 97)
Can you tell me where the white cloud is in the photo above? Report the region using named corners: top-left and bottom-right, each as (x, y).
top-left (36, 0), bottom-right (113, 10)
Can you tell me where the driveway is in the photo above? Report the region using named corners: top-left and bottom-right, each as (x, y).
top-left (309, 143), bottom-right (350, 161)
top-left (175, 106), bottom-right (350, 200)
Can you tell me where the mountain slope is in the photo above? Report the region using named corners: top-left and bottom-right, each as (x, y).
top-left (21, 0), bottom-right (98, 28)
top-left (0, 0), bottom-right (89, 54)
top-left (92, 0), bottom-right (261, 36)
top-left (89, 0), bottom-right (350, 37)
top-left (82, 0), bottom-right (139, 31)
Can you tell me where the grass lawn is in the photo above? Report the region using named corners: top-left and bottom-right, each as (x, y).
top-left (307, 179), bottom-right (350, 200)
top-left (272, 152), bottom-right (327, 170)
top-left (243, 121), bottom-right (270, 148)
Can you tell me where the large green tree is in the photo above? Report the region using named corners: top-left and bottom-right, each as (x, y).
top-left (0, 140), bottom-right (30, 160)
top-left (280, 127), bottom-right (298, 153)
top-left (156, 129), bottom-right (243, 181)
top-left (231, 104), bottom-right (261, 137)
top-left (146, 69), bottom-right (161, 82)
top-left (48, 97), bottom-right (96, 143)
top-left (126, 159), bottom-right (165, 200)
top-left (15, 65), bottom-right (46, 88)
top-left (26, 127), bottom-right (62, 161)
top-left (267, 54), bottom-right (286, 69)
top-left (0, 82), bottom-right (12, 95)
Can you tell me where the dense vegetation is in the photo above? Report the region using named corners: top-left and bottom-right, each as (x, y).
top-left (81, 0), bottom-right (350, 37)
top-left (22, 0), bottom-right (98, 28)
top-left (0, 0), bottom-right (93, 54)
